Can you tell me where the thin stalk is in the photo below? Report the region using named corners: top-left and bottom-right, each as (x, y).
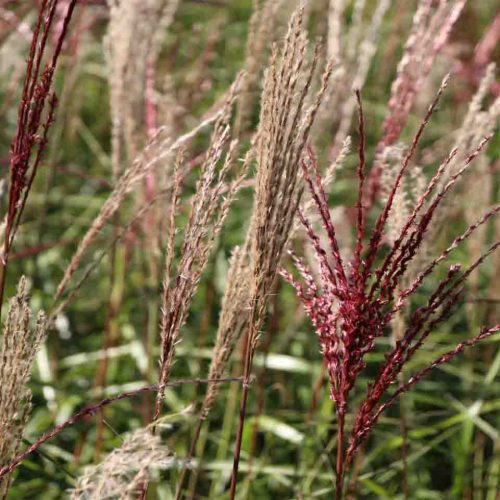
top-left (335, 412), bottom-right (345, 500)
top-left (244, 282), bottom-right (278, 491)
top-left (208, 364), bottom-right (240, 497)
top-left (0, 265), bottom-right (7, 323)
top-left (393, 302), bottom-right (409, 498)
top-left (143, 294), bottom-right (158, 425)
top-left (94, 237), bottom-right (117, 458)
top-left (94, 218), bottom-right (125, 459)
top-left (346, 444), bottom-right (365, 499)
top-left (0, 377), bottom-right (242, 481)
top-left (229, 306), bottom-right (258, 499)
top-left (229, 374), bottom-right (252, 498)
top-left (302, 424), bottom-right (337, 494)
top-left (193, 264), bottom-right (216, 394)
top-left (174, 416), bottom-right (204, 500)
top-left (399, 387), bottom-right (409, 499)
top-left (473, 432), bottom-right (485, 500)
top-left (295, 362), bottom-right (327, 497)
top-left (307, 362), bottom-right (327, 424)
top-left (186, 423), bottom-right (209, 499)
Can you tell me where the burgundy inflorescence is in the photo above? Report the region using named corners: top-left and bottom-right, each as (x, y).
top-left (282, 85), bottom-right (499, 495)
top-left (5, 0), bottom-right (77, 258)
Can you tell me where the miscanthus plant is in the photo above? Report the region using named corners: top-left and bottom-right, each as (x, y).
top-left (282, 87), bottom-right (499, 497)
top-left (0, 0), bottom-right (498, 498)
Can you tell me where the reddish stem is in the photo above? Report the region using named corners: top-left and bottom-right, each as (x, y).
top-left (0, 377), bottom-right (242, 481)
top-left (228, 307), bottom-right (258, 499)
top-left (336, 411), bottom-right (345, 500)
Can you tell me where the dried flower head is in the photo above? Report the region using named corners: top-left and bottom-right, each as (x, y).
top-left (154, 81), bottom-right (249, 420)
top-left (54, 110), bottom-right (223, 305)
top-left (201, 241), bottom-right (252, 419)
top-left (230, 4), bottom-right (337, 494)
top-left (248, 5), bottom-right (333, 348)
top-left (329, 0), bottom-right (391, 156)
top-left (235, 0), bottom-right (285, 136)
top-left (0, 277), bottom-right (47, 496)
top-left (70, 427), bottom-right (172, 500)
top-left (369, 0), bottom-right (467, 202)
top-left (380, 0), bottom-right (466, 150)
top-left (105, 0), bottom-right (179, 175)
